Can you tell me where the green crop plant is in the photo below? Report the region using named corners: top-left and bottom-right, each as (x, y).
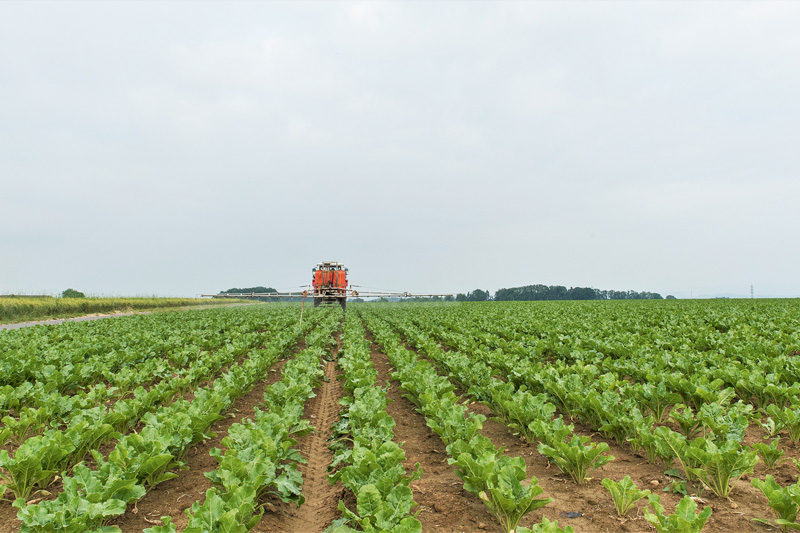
top-left (602, 476), bottom-right (651, 517)
top-left (538, 434), bottom-right (614, 485)
top-left (760, 416), bottom-right (785, 439)
top-left (517, 516), bottom-right (576, 532)
top-left (753, 438), bottom-right (785, 470)
top-left (669, 404), bottom-right (701, 440)
top-left (631, 381), bottom-right (681, 422)
top-left (752, 475), bottom-right (800, 531)
top-left (768, 405), bottom-right (800, 444)
top-left (643, 494), bottom-right (712, 533)
top-left (449, 436), bottom-right (552, 533)
top-left (629, 424), bottom-right (676, 467)
top-left (684, 439), bottom-right (759, 498)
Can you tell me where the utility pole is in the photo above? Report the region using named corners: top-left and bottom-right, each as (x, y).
top-left (751, 284), bottom-right (754, 299)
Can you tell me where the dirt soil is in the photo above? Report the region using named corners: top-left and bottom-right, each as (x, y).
top-left (256, 333), bottom-right (346, 532)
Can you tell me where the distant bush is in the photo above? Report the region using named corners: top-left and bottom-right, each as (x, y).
top-left (61, 288), bottom-right (86, 298)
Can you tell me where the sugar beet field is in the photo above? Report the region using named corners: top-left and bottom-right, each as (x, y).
top-left (2, 301), bottom-right (800, 533)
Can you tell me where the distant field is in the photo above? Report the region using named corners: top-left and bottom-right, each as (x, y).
top-left (0, 296), bottom-right (250, 324)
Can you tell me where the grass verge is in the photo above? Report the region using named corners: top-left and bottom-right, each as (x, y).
top-left (0, 296), bottom-right (253, 324)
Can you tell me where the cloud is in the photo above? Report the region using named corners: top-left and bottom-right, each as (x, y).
top-left (1, 1), bottom-right (798, 297)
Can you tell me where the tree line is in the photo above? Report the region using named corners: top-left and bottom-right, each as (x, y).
top-left (219, 287), bottom-right (306, 302)
top-left (463, 284), bottom-right (666, 301)
top-left (219, 285), bottom-right (669, 303)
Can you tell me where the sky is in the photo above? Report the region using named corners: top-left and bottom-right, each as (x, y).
top-left (1, 1), bottom-right (799, 299)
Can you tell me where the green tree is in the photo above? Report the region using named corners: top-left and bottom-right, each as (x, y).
top-left (61, 288), bottom-right (86, 298)
top-left (468, 289), bottom-right (490, 301)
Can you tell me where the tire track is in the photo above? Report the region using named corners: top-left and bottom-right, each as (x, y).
top-left (255, 333), bottom-right (344, 533)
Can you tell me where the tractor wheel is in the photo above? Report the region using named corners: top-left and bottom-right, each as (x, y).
top-left (313, 297), bottom-right (321, 308)
top-left (339, 298), bottom-right (347, 312)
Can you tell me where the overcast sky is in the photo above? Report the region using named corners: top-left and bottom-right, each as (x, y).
top-left (2, 1), bottom-right (799, 299)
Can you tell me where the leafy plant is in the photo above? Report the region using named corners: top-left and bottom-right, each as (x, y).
top-left (182, 486), bottom-right (261, 533)
top-left (450, 437), bottom-right (552, 533)
top-left (663, 478), bottom-right (688, 496)
top-left (752, 475), bottom-right (800, 531)
top-left (769, 405), bottom-right (800, 444)
top-left (753, 438), bottom-right (785, 470)
top-left (335, 484), bottom-right (422, 533)
top-left (632, 381), bottom-right (681, 422)
top-left (697, 401), bottom-right (752, 442)
top-left (538, 434), bottom-right (614, 485)
top-left (602, 476), bottom-right (651, 517)
top-left (0, 432), bottom-right (74, 500)
top-left (684, 439), bottom-right (758, 498)
top-left (759, 415), bottom-right (785, 439)
top-left (629, 424), bottom-right (676, 467)
top-left (517, 516), bottom-right (576, 532)
top-left (15, 462), bottom-right (145, 531)
top-left (669, 404), bottom-right (701, 440)
top-left (643, 494), bottom-right (712, 533)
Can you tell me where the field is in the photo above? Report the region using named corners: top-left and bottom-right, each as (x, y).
top-left (0, 296), bottom-right (250, 325)
top-left (1, 299), bottom-right (800, 532)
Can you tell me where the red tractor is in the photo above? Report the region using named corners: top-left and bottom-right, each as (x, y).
top-left (312, 261), bottom-right (348, 310)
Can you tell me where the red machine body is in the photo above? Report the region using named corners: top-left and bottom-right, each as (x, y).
top-left (311, 261), bottom-right (348, 309)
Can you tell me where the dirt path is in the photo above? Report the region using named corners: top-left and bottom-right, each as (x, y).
top-left (255, 336), bottom-right (345, 532)
top-left (0, 303), bottom-right (254, 330)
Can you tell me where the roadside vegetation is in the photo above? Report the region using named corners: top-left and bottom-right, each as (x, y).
top-left (0, 295), bottom-right (251, 324)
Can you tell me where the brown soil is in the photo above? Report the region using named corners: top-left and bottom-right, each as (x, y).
top-left (0, 496), bottom-right (21, 531)
top-left (255, 333), bottom-right (345, 532)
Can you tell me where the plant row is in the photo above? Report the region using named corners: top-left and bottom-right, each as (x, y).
top-left (0, 311), bottom-right (306, 504)
top-left (11, 309), bottom-right (328, 532)
top-left (396, 309), bottom-right (762, 499)
top-left (0, 307), bottom-right (297, 415)
top-left (381, 313), bottom-right (615, 487)
top-left (361, 311), bottom-right (572, 533)
top-left (145, 311), bottom-right (341, 532)
top-left (325, 311), bottom-right (422, 533)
